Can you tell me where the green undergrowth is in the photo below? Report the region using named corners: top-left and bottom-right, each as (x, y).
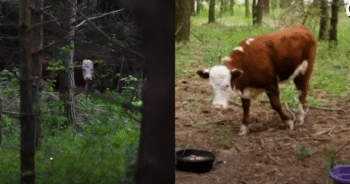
top-left (0, 88), bottom-right (140, 183)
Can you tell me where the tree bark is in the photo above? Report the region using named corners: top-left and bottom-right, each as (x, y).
top-left (197, 0), bottom-right (202, 14)
top-left (116, 0), bottom-right (175, 183)
top-left (31, 0), bottom-right (43, 150)
top-left (60, 0), bottom-right (77, 128)
top-left (209, 0), bottom-right (216, 23)
top-left (280, 0), bottom-right (287, 9)
top-left (245, 0), bottom-right (250, 18)
top-left (230, 0), bottom-right (234, 16)
top-left (319, 0), bottom-right (329, 40)
top-left (263, 0), bottom-right (269, 15)
top-left (329, 0), bottom-right (339, 45)
top-left (175, 0), bottom-right (191, 43)
top-left (19, 0), bottom-right (35, 182)
top-left (0, 98), bottom-right (2, 145)
top-left (253, 0), bottom-right (263, 25)
top-left (312, 0), bottom-right (321, 8)
top-left (219, 0), bottom-right (224, 17)
top-left (191, 0), bottom-right (195, 15)
top-left (252, 0), bottom-right (257, 24)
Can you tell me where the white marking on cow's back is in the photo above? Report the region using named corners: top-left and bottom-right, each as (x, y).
top-left (288, 60), bottom-right (308, 81)
top-left (234, 46), bottom-right (244, 52)
top-left (233, 87), bottom-right (264, 99)
top-left (222, 56), bottom-right (231, 63)
top-left (204, 68), bottom-right (210, 73)
top-left (246, 38), bottom-right (255, 45)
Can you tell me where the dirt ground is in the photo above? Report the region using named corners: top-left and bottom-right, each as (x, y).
top-left (175, 66), bottom-right (350, 184)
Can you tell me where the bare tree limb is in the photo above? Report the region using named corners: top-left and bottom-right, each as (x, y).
top-left (67, 0), bottom-right (145, 60)
top-left (76, 8), bottom-right (125, 28)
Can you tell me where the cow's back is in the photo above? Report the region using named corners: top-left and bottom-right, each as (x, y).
top-left (236, 25), bottom-right (316, 83)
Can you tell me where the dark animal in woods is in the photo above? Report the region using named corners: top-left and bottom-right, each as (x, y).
top-left (42, 59), bottom-right (99, 93)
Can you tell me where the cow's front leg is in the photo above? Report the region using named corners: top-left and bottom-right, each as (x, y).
top-left (266, 89), bottom-right (295, 130)
top-left (239, 98), bottom-right (250, 135)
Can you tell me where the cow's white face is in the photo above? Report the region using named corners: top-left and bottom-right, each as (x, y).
top-left (209, 65), bottom-right (232, 108)
top-left (82, 59), bottom-right (94, 81)
top-left (197, 65), bottom-right (244, 109)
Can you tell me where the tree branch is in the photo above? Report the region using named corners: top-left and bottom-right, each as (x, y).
top-left (76, 8), bottom-right (125, 28)
top-left (68, 0), bottom-right (145, 60)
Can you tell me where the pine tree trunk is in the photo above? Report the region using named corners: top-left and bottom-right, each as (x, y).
top-left (256, 0), bottom-right (263, 25)
top-left (61, 0), bottom-right (77, 128)
top-left (280, 0), bottom-right (287, 9)
top-left (19, 0), bottom-right (35, 182)
top-left (319, 0), bottom-right (329, 40)
top-left (245, 0), bottom-right (250, 18)
top-left (197, 0), bottom-right (202, 14)
top-left (31, 0), bottom-right (43, 150)
top-left (175, 0), bottom-right (191, 42)
top-left (191, 0), bottom-right (195, 15)
top-left (263, 0), bottom-right (269, 15)
top-left (209, 0), bottom-right (216, 23)
top-left (0, 98), bottom-right (2, 145)
top-left (252, 0), bottom-right (257, 24)
top-left (329, 0), bottom-right (339, 45)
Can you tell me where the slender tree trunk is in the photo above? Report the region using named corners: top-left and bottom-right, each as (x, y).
top-left (219, 0), bottom-right (224, 17)
top-left (319, 0), bottom-right (329, 40)
top-left (31, 0), bottom-right (43, 150)
top-left (19, 0), bottom-right (35, 182)
top-left (0, 98), bottom-right (2, 145)
top-left (197, 0), bottom-right (202, 14)
top-left (230, 0), bottom-right (234, 16)
top-left (329, 0), bottom-right (339, 45)
top-left (175, 0), bottom-right (191, 42)
top-left (209, 0), bottom-right (216, 23)
top-left (263, 0), bottom-right (269, 14)
top-left (280, 0), bottom-right (287, 9)
top-left (191, 0), bottom-right (195, 15)
top-left (252, 0), bottom-right (257, 24)
top-left (256, 0), bottom-right (263, 25)
top-left (245, 0), bottom-right (249, 18)
top-left (116, 0), bottom-right (175, 183)
top-left (312, 0), bottom-right (321, 8)
top-left (60, 0), bottom-right (77, 128)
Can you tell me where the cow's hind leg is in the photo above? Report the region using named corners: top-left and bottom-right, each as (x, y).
top-left (266, 88), bottom-right (295, 130)
top-left (239, 98), bottom-right (250, 135)
top-left (293, 74), bottom-right (311, 125)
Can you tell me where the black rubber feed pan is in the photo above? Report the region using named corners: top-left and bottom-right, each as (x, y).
top-left (176, 149), bottom-right (215, 173)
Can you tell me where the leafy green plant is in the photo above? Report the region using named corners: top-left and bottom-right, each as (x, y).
top-left (0, 68), bottom-right (20, 88)
top-left (298, 143), bottom-right (312, 158)
top-left (325, 149), bottom-right (339, 172)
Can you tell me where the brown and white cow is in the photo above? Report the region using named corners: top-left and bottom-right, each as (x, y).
top-left (42, 59), bottom-right (98, 93)
top-left (197, 25), bottom-right (317, 135)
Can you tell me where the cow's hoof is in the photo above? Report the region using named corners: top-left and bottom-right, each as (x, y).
top-left (295, 115), bottom-right (305, 125)
top-left (285, 119), bottom-right (294, 130)
top-left (238, 125), bottom-right (249, 135)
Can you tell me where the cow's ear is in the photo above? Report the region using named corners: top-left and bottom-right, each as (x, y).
top-left (197, 68), bottom-right (210, 79)
top-left (231, 69), bottom-right (243, 80)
